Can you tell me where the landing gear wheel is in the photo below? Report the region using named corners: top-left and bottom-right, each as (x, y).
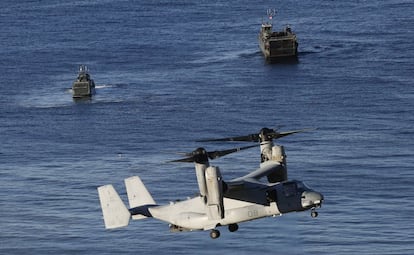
top-left (210, 229), bottom-right (220, 239)
top-left (228, 223), bottom-right (239, 232)
top-left (311, 210), bottom-right (318, 218)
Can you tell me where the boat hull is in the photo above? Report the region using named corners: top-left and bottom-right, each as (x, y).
top-left (72, 81), bottom-right (96, 98)
top-left (259, 35), bottom-right (298, 60)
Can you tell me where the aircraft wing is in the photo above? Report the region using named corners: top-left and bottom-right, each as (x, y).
top-left (230, 161), bottom-right (287, 184)
top-left (224, 178), bottom-right (270, 205)
top-left (222, 161), bottom-right (287, 205)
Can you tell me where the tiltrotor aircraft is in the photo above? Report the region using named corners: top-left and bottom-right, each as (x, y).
top-left (97, 128), bottom-right (323, 239)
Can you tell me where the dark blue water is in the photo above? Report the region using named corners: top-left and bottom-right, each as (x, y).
top-left (1, 1), bottom-right (413, 254)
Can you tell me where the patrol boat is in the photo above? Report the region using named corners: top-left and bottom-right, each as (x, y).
top-left (258, 10), bottom-right (298, 60)
top-left (72, 65), bottom-right (95, 98)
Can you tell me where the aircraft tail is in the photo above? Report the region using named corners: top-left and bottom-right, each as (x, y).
top-left (124, 176), bottom-right (156, 220)
top-left (97, 185), bottom-right (131, 229)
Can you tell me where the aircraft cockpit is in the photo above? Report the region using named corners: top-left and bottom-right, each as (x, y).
top-left (282, 180), bottom-right (312, 197)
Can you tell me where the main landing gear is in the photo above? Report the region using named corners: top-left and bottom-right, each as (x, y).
top-left (209, 223), bottom-right (239, 239)
top-left (228, 223), bottom-right (239, 232)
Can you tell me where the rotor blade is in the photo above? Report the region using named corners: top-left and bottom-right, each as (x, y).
top-left (169, 144), bottom-right (258, 163)
top-left (197, 133), bottom-right (260, 142)
top-left (198, 128), bottom-right (315, 143)
top-left (269, 128), bottom-right (315, 139)
top-left (207, 144), bottom-right (258, 159)
top-left (168, 157), bottom-right (196, 163)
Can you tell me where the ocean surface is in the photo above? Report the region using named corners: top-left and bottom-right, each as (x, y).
top-left (1, 0), bottom-right (413, 254)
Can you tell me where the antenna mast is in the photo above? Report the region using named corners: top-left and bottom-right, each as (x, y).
top-left (266, 8), bottom-right (276, 24)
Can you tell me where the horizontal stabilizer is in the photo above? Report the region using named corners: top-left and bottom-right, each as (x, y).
top-left (97, 185), bottom-right (130, 229)
top-left (125, 176), bottom-right (156, 220)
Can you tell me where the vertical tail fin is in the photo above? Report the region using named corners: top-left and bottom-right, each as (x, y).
top-left (97, 185), bottom-right (130, 229)
top-left (124, 176), bottom-right (156, 220)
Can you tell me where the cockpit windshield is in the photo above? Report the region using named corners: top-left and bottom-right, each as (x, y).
top-left (296, 181), bottom-right (312, 191)
top-left (283, 182), bottom-right (296, 197)
top-left (283, 181), bottom-right (312, 196)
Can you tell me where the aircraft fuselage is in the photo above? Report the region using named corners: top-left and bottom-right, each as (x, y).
top-left (146, 179), bottom-right (322, 231)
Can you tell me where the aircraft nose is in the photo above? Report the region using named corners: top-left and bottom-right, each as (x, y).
top-left (301, 191), bottom-right (324, 209)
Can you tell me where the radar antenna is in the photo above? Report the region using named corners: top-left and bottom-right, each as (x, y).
top-left (267, 8), bottom-right (276, 21)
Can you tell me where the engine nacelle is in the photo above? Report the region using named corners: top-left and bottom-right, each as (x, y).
top-left (205, 166), bottom-right (224, 220)
top-left (195, 163), bottom-right (208, 197)
top-left (260, 141), bottom-right (273, 162)
top-left (267, 145), bottom-right (287, 182)
top-left (271, 145), bottom-right (286, 164)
